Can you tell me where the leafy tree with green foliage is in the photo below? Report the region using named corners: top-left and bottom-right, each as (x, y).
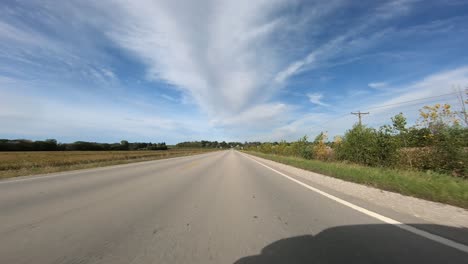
top-left (432, 126), bottom-right (467, 176)
top-left (375, 125), bottom-right (399, 167)
top-left (291, 135), bottom-right (313, 159)
top-left (335, 124), bottom-right (380, 166)
top-left (120, 140), bottom-right (130, 150)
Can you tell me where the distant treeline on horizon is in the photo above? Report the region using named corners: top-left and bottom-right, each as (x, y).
top-left (0, 139), bottom-right (268, 151)
top-left (0, 139), bottom-right (168, 151)
top-left (175, 140), bottom-right (244, 149)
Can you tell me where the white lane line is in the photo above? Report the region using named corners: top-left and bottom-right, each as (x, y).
top-left (240, 152), bottom-right (468, 254)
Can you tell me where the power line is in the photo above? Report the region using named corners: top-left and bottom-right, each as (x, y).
top-left (351, 111), bottom-right (369, 125)
top-left (369, 98), bottom-right (458, 113)
top-left (312, 91), bottom-right (459, 132)
top-left (363, 92), bottom-right (458, 111)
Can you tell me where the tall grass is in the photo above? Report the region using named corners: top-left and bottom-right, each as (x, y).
top-left (246, 151), bottom-right (468, 208)
top-left (0, 149), bottom-right (214, 179)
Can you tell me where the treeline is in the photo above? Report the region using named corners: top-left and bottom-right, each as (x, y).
top-left (176, 140), bottom-right (243, 148)
top-left (246, 102), bottom-right (468, 178)
top-left (0, 139), bottom-right (168, 151)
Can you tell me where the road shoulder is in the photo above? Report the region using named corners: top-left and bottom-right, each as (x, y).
top-left (240, 151), bottom-right (468, 245)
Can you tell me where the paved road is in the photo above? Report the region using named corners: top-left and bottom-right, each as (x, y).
top-left (0, 150), bottom-right (466, 263)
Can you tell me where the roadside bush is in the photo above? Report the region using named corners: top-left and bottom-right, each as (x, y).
top-left (335, 125), bottom-right (379, 166)
top-left (396, 128), bottom-right (467, 177)
top-left (375, 126), bottom-right (399, 167)
top-left (432, 126), bottom-right (467, 177)
top-left (398, 147), bottom-right (434, 170)
top-left (313, 132), bottom-right (333, 161)
top-left (291, 136), bottom-right (313, 159)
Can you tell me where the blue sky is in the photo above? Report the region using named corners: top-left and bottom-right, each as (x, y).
top-left (1, 0), bottom-right (467, 143)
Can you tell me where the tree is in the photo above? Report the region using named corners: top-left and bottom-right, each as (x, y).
top-left (291, 135), bottom-right (312, 159)
top-left (376, 125), bottom-right (399, 167)
top-left (392, 113), bottom-right (411, 167)
top-left (335, 124), bottom-right (380, 166)
top-left (391, 113), bottom-right (407, 134)
top-left (120, 140), bottom-right (129, 150)
top-left (418, 103), bottom-right (460, 134)
top-left (220, 141), bottom-right (229, 148)
top-left (416, 103), bottom-right (467, 176)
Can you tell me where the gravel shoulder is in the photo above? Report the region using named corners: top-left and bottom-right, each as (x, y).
top-left (243, 152), bottom-right (468, 230)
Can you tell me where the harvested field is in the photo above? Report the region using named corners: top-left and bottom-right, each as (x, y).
top-left (0, 149), bottom-right (214, 179)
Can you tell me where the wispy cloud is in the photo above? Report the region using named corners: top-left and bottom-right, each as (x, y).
top-left (1, 0), bottom-right (467, 142)
top-left (102, 0), bottom-right (295, 118)
top-left (307, 93), bottom-right (329, 107)
top-left (274, 0), bottom-right (419, 83)
top-left (365, 66), bottom-right (468, 115)
top-left (0, 86), bottom-right (204, 142)
top-left (210, 103), bottom-right (289, 131)
top-left (368, 82), bottom-right (387, 88)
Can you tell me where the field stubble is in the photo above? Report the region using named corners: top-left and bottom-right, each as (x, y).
top-left (0, 149), bottom-right (213, 179)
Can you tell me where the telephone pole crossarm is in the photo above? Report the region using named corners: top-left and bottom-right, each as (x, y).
top-left (351, 111), bottom-right (370, 125)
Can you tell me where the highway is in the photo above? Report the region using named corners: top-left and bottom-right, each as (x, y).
top-left (0, 150), bottom-right (466, 263)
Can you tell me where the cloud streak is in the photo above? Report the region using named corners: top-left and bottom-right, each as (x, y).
top-left (274, 0), bottom-right (419, 83)
top-left (1, 0), bottom-right (467, 142)
top-left (368, 82), bottom-right (387, 89)
top-left (103, 0), bottom-right (295, 118)
top-left (307, 93), bottom-right (329, 107)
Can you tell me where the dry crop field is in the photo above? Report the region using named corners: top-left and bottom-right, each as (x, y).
top-left (0, 149), bottom-right (214, 179)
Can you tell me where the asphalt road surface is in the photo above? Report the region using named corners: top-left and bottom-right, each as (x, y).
top-left (0, 150), bottom-right (467, 263)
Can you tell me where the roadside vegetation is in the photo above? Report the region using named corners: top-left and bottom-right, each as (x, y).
top-left (244, 89), bottom-right (468, 207)
top-left (0, 149), bottom-right (215, 179)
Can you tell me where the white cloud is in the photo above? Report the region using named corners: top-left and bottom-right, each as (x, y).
top-left (0, 21), bottom-right (51, 47)
top-left (368, 82), bottom-right (387, 88)
top-left (160, 94), bottom-right (178, 103)
top-left (375, 0), bottom-right (417, 19)
top-left (0, 88), bottom-right (203, 143)
top-left (210, 103), bottom-right (289, 129)
top-left (102, 0), bottom-right (294, 119)
top-left (274, 0), bottom-right (418, 83)
top-left (321, 67), bottom-right (468, 132)
top-left (0, 74), bottom-right (207, 143)
top-left (307, 93), bottom-right (329, 107)
top-left (365, 66), bottom-right (468, 115)
top-left (262, 112), bottom-right (330, 141)
top-left (1, 0), bottom-right (464, 143)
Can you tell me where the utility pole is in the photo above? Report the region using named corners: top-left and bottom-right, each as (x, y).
top-left (351, 111), bottom-right (369, 125)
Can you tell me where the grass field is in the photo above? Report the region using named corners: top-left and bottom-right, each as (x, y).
top-left (245, 151), bottom-right (468, 209)
top-left (0, 149), bottom-right (214, 179)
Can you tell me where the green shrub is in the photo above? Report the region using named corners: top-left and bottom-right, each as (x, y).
top-left (432, 126), bottom-right (467, 177)
top-left (335, 125), bottom-right (376, 166)
top-left (290, 136), bottom-right (313, 159)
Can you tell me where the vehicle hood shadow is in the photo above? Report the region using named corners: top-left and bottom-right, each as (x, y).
top-left (233, 224), bottom-right (468, 264)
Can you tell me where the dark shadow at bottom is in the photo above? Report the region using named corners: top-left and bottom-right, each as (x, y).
top-left (233, 224), bottom-right (468, 264)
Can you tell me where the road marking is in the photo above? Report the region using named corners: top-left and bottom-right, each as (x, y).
top-left (240, 152), bottom-right (468, 253)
